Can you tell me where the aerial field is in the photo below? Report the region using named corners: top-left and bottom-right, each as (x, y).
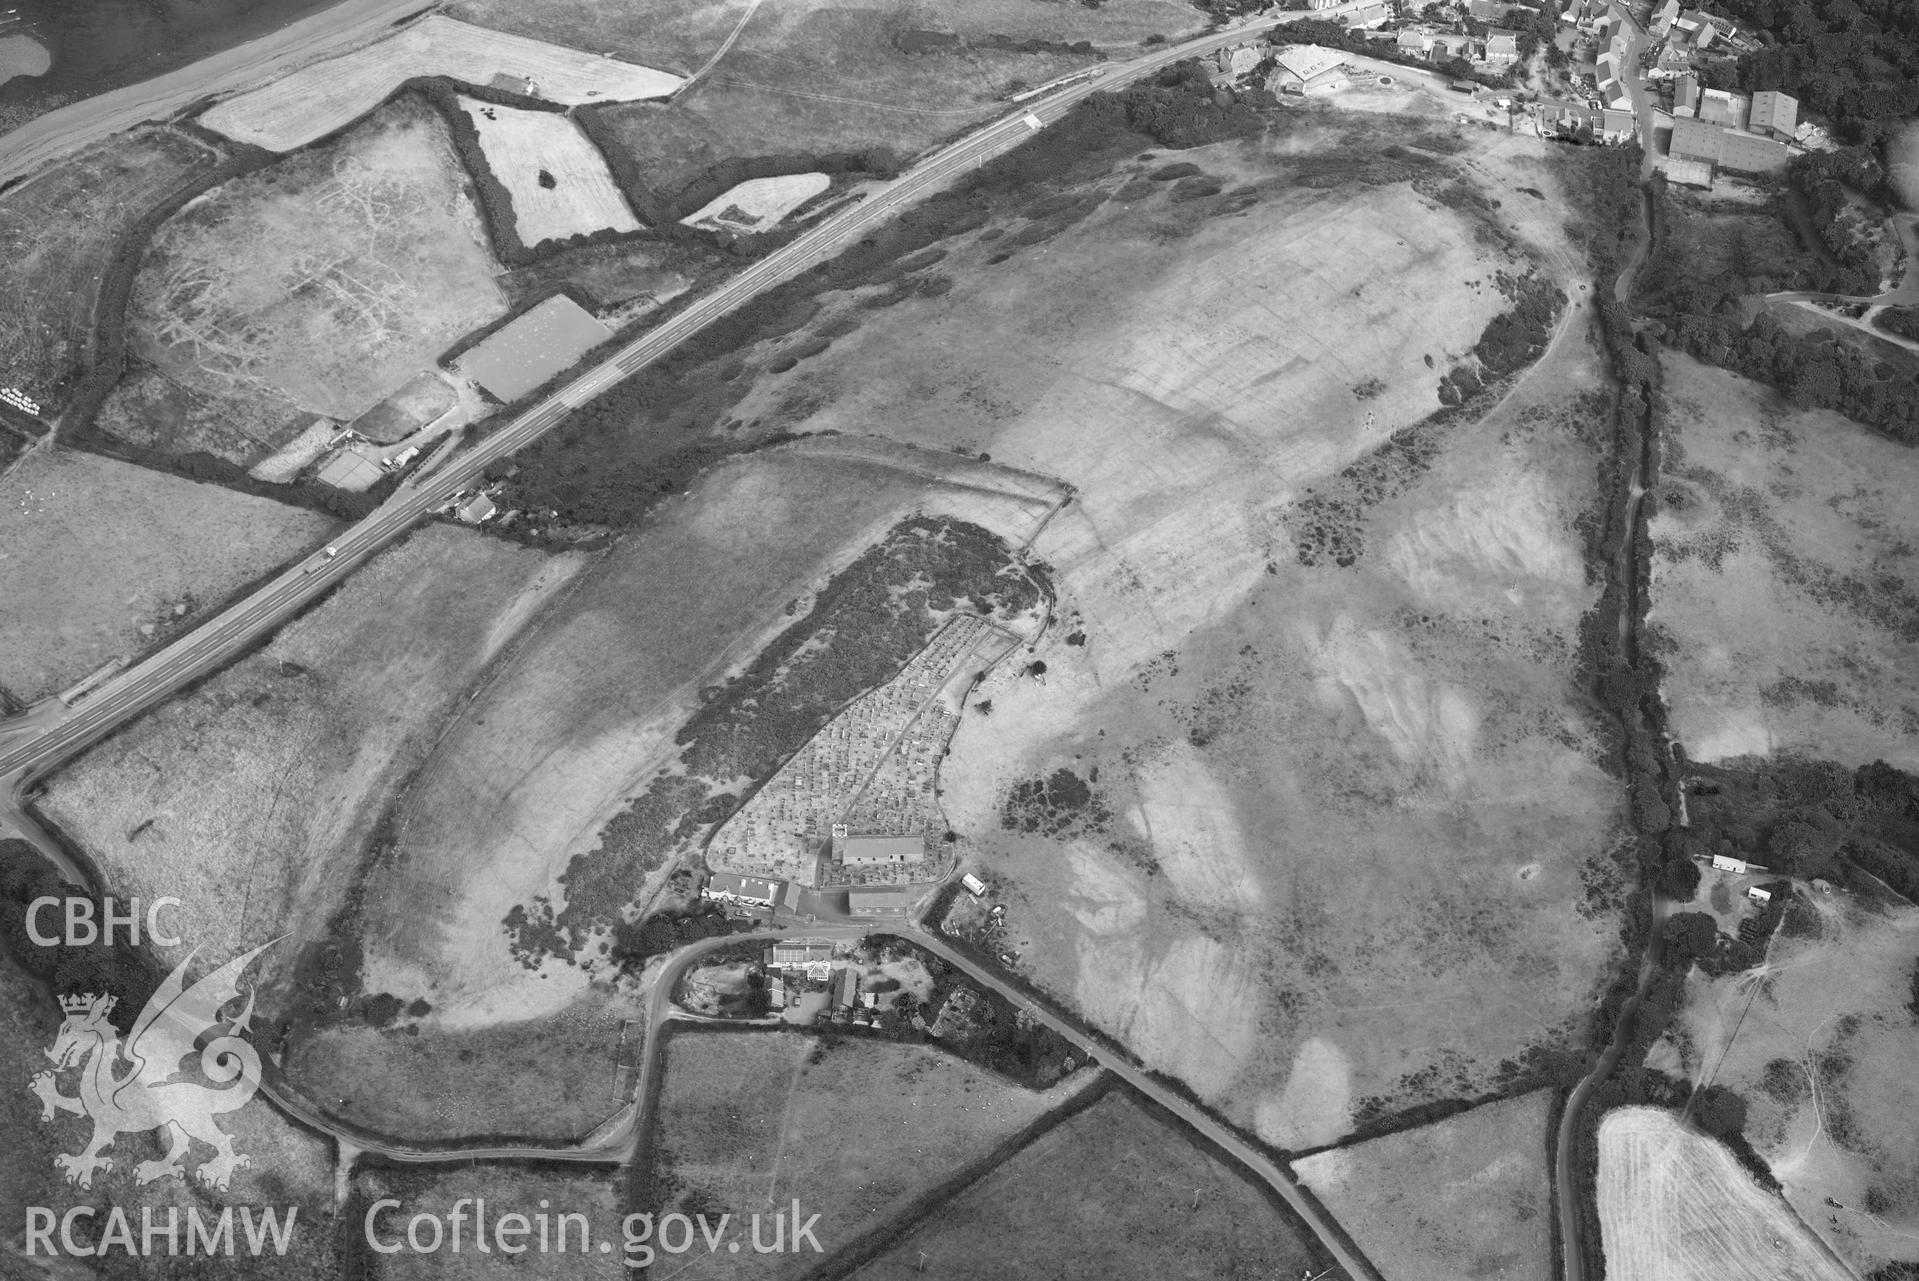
top-left (596, 0), bottom-right (1128, 198)
top-left (459, 97), bottom-right (641, 244)
top-left (351, 436), bottom-right (1062, 1024)
top-left (41, 526), bottom-right (585, 1015)
top-left (1597, 1107), bottom-right (1854, 1281)
top-left (0, 124), bottom-right (216, 410)
top-left (112, 96), bottom-right (506, 467)
top-left (849, 1090), bottom-right (1322, 1281)
top-left (1293, 1090), bottom-right (1556, 1280)
top-left (285, 990), bottom-right (633, 1141)
top-left (1666, 889), bottom-right (1919, 1275)
top-left (200, 15), bottom-right (681, 153)
top-left (1649, 352), bottom-right (1919, 770)
top-left (649, 1029), bottom-right (1092, 1279)
top-left (681, 173), bottom-right (829, 231)
top-left (0, 448), bottom-right (334, 705)
top-left (726, 121), bottom-right (1625, 1133)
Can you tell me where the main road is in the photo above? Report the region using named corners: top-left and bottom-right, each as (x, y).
top-left (0, 0), bottom-right (1361, 803)
top-left (0, 0), bottom-right (435, 190)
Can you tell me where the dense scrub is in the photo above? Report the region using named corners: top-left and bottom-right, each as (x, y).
top-left (505, 518), bottom-right (1046, 960)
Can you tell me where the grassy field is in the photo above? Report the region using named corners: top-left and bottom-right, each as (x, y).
top-left (351, 436), bottom-right (1061, 1025)
top-left (0, 448), bottom-right (335, 704)
top-left (648, 1029), bottom-right (1092, 1278)
top-left (738, 119), bottom-right (1625, 1135)
top-left (1597, 1106), bottom-right (1853, 1281)
top-left (1293, 1089), bottom-right (1555, 1280)
top-left (110, 96), bottom-right (506, 467)
top-left (590, 0), bottom-right (1192, 198)
top-left (1649, 352), bottom-right (1919, 770)
top-left (448, 0), bottom-right (1198, 82)
top-left (356, 1163), bottom-right (626, 1279)
top-left (848, 1090), bottom-right (1322, 1281)
top-left (199, 15), bottom-right (681, 153)
top-left (286, 991), bottom-right (634, 1142)
top-left (1664, 888), bottom-right (1919, 1275)
top-left (0, 123), bottom-right (217, 410)
top-left (459, 97), bottom-right (641, 244)
top-left (41, 526), bottom-right (584, 1024)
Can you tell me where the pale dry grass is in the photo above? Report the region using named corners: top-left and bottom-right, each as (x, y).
top-left (681, 172), bottom-right (829, 230)
top-left (362, 1164), bottom-right (625, 1280)
top-left (729, 126), bottom-right (1622, 1130)
top-left (459, 97), bottom-right (640, 243)
top-left (1650, 352), bottom-right (1919, 770)
top-left (0, 449), bottom-right (335, 704)
top-left (201, 15), bottom-right (680, 152)
top-left (1598, 1106), bottom-right (1853, 1281)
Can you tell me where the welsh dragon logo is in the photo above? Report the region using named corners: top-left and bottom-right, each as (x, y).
top-left (30, 944), bottom-right (270, 1191)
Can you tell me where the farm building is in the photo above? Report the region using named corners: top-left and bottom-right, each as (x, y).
top-left (1663, 159), bottom-right (1715, 188)
top-left (1670, 117), bottom-right (1790, 173)
top-left (1746, 886), bottom-right (1773, 904)
top-left (839, 834), bottom-right (923, 865)
top-left (703, 872), bottom-right (784, 908)
top-left (454, 294), bottom-right (612, 402)
top-left (962, 872), bottom-right (988, 896)
top-left (1697, 88), bottom-right (1747, 126)
top-left (1747, 90), bottom-right (1797, 139)
top-left (1269, 44), bottom-right (1349, 95)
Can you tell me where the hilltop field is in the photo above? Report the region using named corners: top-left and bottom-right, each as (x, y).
top-left (1649, 352), bottom-right (1919, 770)
top-left (675, 112), bottom-right (1632, 1136)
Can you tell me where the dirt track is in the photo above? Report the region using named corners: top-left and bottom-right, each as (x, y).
top-left (0, 0), bottom-right (431, 189)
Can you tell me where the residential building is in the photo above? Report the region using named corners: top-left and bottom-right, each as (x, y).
top-left (1747, 886), bottom-right (1773, 903)
top-left (1431, 31), bottom-right (1476, 60)
top-left (1710, 853), bottom-right (1748, 873)
top-left (1344, 3), bottom-right (1392, 29)
top-left (1269, 44), bottom-right (1350, 95)
top-left (1650, 0), bottom-right (1681, 35)
top-left (1673, 9), bottom-right (1724, 47)
top-left (1214, 43), bottom-right (1262, 76)
top-left (1651, 43), bottom-right (1692, 78)
top-left (1540, 102), bottom-right (1632, 144)
top-left (833, 967), bottom-right (859, 1009)
top-left (1396, 28), bottom-right (1434, 56)
top-left (703, 871), bottom-right (784, 908)
top-left (1601, 109), bottom-right (1635, 142)
top-left (770, 938), bottom-right (837, 966)
top-left (456, 493), bottom-right (497, 524)
top-left (1748, 89), bottom-right (1798, 140)
top-left (1306, 0), bottom-right (1343, 9)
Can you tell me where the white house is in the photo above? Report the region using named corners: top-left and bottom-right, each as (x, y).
top-left (1747, 886), bottom-right (1773, 904)
top-left (1710, 853), bottom-right (1748, 874)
